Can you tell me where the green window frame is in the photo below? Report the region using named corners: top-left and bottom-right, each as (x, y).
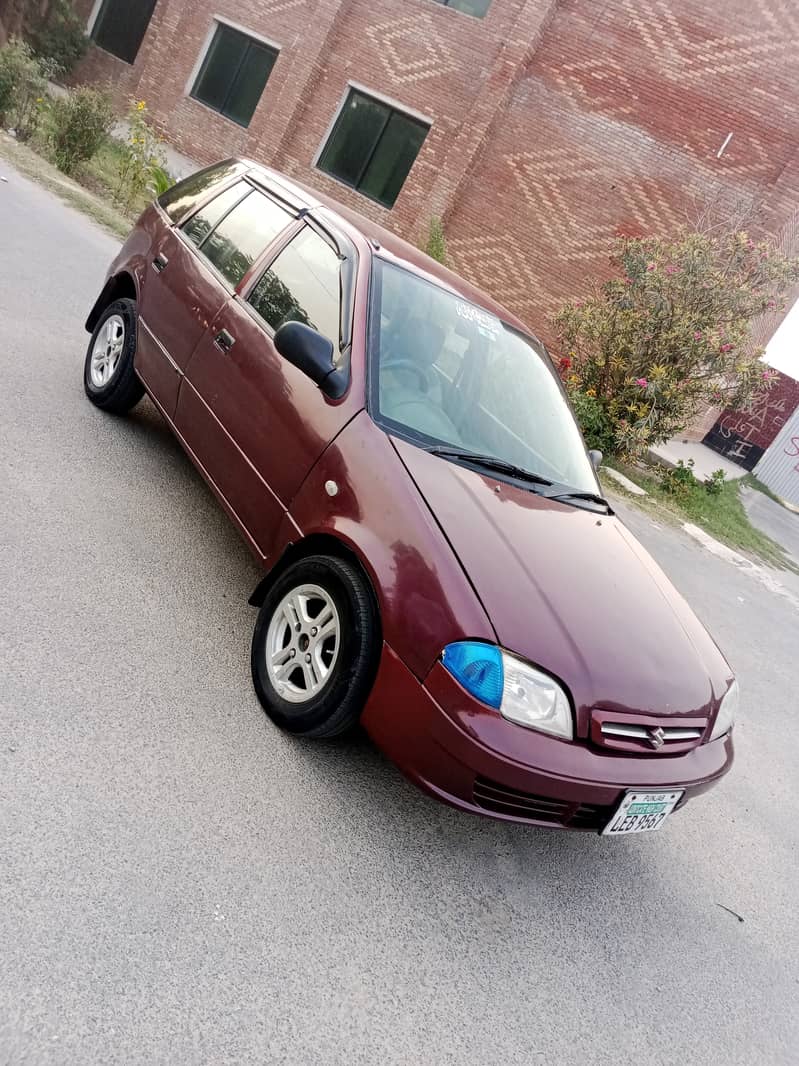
top-left (317, 89), bottom-right (429, 209)
top-left (191, 22), bottom-right (278, 128)
top-left (91, 0), bottom-right (158, 64)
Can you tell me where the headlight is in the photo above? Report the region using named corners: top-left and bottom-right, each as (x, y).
top-left (441, 642), bottom-right (574, 740)
top-left (710, 679), bottom-right (738, 740)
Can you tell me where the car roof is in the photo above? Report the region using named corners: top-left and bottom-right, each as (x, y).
top-left (241, 159), bottom-right (537, 342)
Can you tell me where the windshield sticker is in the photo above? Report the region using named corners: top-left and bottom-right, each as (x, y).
top-left (455, 301), bottom-right (501, 339)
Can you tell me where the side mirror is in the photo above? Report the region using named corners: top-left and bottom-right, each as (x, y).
top-left (589, 449), bottom-right (603, 471)
top-left (273, 321), bottom-right (347, 399)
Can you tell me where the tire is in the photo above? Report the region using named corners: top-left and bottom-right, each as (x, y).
top-left (251, 554), bottom-right (381, 738)
top-left (83, 298), bottom-right (145, 414)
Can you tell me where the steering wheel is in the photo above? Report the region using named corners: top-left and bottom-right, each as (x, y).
top-left (381, 358), bottom-right (429, 393)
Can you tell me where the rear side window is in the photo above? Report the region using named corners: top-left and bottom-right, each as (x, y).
top-left (158, 160), bottom-right (248, 223)
top-left (190, 188), bottom-right (293, 287)
top-left (182, 182), bottom-right (249, 246)
top-left (248, 227), bottom-right (341, 346)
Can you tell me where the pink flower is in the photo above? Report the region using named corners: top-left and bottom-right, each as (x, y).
top-left (693, 330), bottom-right (703, 340)
top-left (664, 264), bottom-right (679, 275)
top-left (720, 343), bottom-right (734, 353)
top-left (646, 262), bottom-right (657, 272)
top-left (635, 377), bottom-right (648, 389)
top-left (623, 277), bottom-right (633, 285)
top-left (766, 300), bottom-right (776, 310)
top-left (762, 370), bottom-right (771, 379)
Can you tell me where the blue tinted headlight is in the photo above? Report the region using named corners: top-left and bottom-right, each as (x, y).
top-left (441, 642), bottom-right (503, 709)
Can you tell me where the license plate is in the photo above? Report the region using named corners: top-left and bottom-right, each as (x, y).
top-left (602, 790), bottom-right (684, 836)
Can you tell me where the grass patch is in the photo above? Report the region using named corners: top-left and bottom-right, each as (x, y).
top-left (0, 130), bottom-right (132, 238)
top-left (604, 460), bottom-right (795, 571)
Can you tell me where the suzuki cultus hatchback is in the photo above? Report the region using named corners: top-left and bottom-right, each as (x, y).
top-left (83, 160), bottom-right (736, 835)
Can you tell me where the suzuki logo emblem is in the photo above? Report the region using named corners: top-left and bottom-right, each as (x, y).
top-left (647, 726), bottom-right (666, 749)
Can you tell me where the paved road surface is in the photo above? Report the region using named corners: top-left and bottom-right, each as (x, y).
top-left (1, 163), bottom-right (797, 1066)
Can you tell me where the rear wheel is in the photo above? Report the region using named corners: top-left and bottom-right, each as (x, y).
top-left (251, 555), bottom-right (381, 738)
top-left (84, 298), bottom-right (144, 414)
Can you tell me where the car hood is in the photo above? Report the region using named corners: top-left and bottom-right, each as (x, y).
top-left (392, 438), bottom-right (732, 732)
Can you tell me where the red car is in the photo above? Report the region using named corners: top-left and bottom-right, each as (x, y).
top-left (84, 159), bottom-right (736, 835)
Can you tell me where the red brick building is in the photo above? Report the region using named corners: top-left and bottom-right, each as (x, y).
top-left (70, 0), bottom-right (798, 343)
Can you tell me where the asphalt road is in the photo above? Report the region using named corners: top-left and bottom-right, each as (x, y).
top-left (1, 162), bottom-right (797, 1066)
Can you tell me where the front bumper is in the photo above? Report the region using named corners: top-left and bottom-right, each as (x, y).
top-left (361, 644), bottom-right (734, 830)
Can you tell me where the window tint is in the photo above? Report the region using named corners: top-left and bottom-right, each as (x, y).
top-left (249, 227), bottom-right (341, 347)
top-left (199, 190), bottom-right (292, 287)
top-left (318, 89), bottom-right (429, 209)
top-left (191, 23), bottom-right (278, 128)
top-left (159, 160), bottom-right (247, 222)
top-left (181, 182), bottom-right (249, 247)
top-left (431, 0), bottom-right (492, 16)
top-left (91, 0), bottom-right (158, 64)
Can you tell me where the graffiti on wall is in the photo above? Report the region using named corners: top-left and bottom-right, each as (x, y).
top-left (704, 375), bottom-right (799, 471)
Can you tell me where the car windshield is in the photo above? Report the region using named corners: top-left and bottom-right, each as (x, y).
top-left (370, 260), bottom-right (598, 493)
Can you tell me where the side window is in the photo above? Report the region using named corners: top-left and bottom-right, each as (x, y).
top-left (193, 189), bottom-right (293, 287)
top-left (158, 160), bottom-right (247, 222)
top-left (181, 182), bottom-right (248, 246)
top-left (248, 227), bottom-right (341, 348)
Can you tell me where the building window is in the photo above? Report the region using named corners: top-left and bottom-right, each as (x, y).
top-left (317, 89), bottom-right (429, 209)
top-left (430, 0), bottom-right (492, 17)
top-left (191, 23), bottom-right (278, 128)
top-left (91, 0), bottom-right (158, 64)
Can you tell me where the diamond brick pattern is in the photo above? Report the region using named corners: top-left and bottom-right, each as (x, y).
top-left (365, 13), bottom-right (459, 86)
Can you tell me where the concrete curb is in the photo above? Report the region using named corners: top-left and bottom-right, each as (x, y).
top-left (682, 522), bottom-right (799, 610)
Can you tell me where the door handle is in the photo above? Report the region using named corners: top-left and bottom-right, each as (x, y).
top-left (152, 253), bottom-right (169, 274)
top-left (214, 329), bottom-right (235, 354)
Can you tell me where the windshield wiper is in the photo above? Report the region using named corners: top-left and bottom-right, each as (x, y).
top-left (428, 447), bottom-right (553, 487)
top-left (546, 490), bottom-right (612, 511)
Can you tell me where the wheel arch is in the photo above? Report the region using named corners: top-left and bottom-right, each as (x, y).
top-left (249, 533), bottom-right (382, 628)
top-left (85, 272), bottom-right (138, 333)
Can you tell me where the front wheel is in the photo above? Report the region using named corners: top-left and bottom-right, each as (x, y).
top-left (84, 298), bottom-right (144, 414)
top-left (251, 555), bottom-right (381, 738)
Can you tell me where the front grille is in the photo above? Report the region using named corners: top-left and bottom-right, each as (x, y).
top-left (473, 776), bottom-right (612, 830)
top-left (591, 711), bottom-right (708, 755)
top-left (601, 722), bottom-right (704, 745)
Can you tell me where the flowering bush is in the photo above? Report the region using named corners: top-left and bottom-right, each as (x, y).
top-left (114, 99), bottom-right (172, 211)
top-left (552, 231), bottom-right (799, 456)
top-left (50, 86), bottom-right (114, 175)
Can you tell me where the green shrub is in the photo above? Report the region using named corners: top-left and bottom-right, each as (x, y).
top-left (568, 389), bottom-right (615, 455)
top-left (0, 38), bottom-right (54, 141)
top-left (424, 216), bottom-right (447, 264)
top-left (704, 468), bottom-right (727, 496)
top-left (27, 0), bottom-right (89, 77)
top-left (50, 86), bottom-right (114, 175)
top-left (148, 163), bottom-right (174, 197)
top-left (660, 459), bottom-right (697, 498)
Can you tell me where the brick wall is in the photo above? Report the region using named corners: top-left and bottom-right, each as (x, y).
top-left (73, 0), bottom-right (799, 349)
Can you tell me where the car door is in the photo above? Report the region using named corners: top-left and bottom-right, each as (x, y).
top-left (134, 168), bottom-right (250, 416)
top-left (176, 221), bottom-right (361, 560)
